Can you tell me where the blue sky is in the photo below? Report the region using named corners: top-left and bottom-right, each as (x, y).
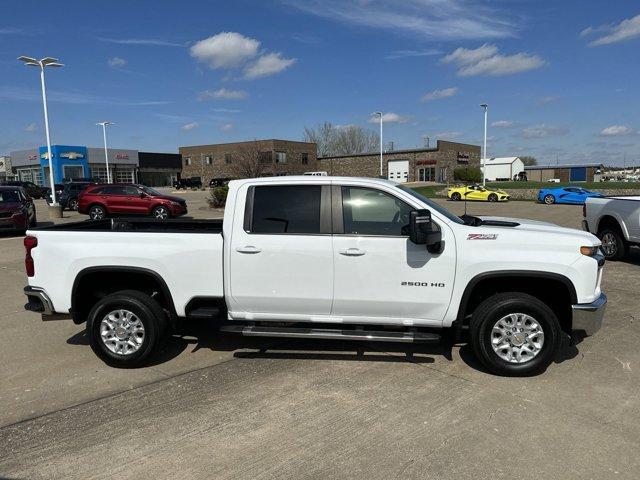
top-left (1, 0), bottom-right (638, 166)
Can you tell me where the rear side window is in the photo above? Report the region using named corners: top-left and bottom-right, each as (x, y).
top-left (249, 185), bottom-right (321, 234)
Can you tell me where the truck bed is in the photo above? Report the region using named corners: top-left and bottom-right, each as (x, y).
top-left (26, 218), bottom-right (224, 317)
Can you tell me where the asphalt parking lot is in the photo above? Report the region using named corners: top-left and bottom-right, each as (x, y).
top-left (1, 190), bottom-right (639, 479)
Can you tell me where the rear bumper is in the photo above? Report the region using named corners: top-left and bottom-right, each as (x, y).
top-left (24, 286), bottom-right (55, 315)
top-left (572, 293), bottom-right (607, 336)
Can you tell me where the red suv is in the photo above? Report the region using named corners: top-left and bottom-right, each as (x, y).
top-left (78, 184), bottom-right (187, 220)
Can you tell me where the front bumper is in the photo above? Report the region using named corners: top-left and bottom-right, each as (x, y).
top-left (24, 286), bottom-right (55, 315)
top-left (572, 293), bottom-right (607, 336)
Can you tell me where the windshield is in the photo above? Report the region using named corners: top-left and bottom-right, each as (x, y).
top-left (397, 185), bottom-right (464, 224)
top-left (0, 190), bottom-right (21, 203)
top-left (141, 186), bottom-right (162, 196)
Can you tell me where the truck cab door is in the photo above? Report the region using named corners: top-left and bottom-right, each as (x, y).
top-left (227, 183), bottom-right (334, 319)
top-left (331, 185), bottom-right (456, 323)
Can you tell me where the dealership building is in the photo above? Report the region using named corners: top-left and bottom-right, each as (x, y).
top-left (8, 146), bottom-right (181, 186)
top-left (524, 163), bottom-right (603, 183)
top-left (317, 140), bottom-right (481, 183)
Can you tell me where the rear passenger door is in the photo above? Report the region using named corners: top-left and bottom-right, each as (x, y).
top-left (228, 183), bottom-right (334, 319)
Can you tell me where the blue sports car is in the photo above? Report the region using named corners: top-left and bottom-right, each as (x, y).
top-left (538, 186), bottom-right (604, 205)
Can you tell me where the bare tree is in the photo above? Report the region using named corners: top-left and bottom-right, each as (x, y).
top-left (303, 121), bottom-right (336, 157)
top-left (227, 140), bottom-right (274, 178)
top-left (303, 122), bottom-right (379, 157)
top-left (520, 156), bottom-right (538, 166)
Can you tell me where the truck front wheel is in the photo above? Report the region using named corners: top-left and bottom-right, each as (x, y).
top-left (469, 292), bottom-right (562, 376)
top-left (87, 290), bottom-right (170, 367)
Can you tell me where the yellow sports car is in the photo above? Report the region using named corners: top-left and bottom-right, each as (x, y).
top-left (447, 184), bottom-right (510, 202)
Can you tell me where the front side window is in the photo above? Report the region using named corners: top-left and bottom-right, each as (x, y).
top-left (250, 185), bottom-right (321, 234)
top-left (123, 186), bottom-right (140, 195)
top-left (341, 187), bottom-right (412, 236)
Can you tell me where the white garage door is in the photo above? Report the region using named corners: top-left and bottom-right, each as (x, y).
top-left (387, 160), bottom-right (409, 183)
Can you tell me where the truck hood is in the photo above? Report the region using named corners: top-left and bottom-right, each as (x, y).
top-left (478, 215), bottom-right (600, 244)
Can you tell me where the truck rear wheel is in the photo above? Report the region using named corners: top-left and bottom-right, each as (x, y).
top-left (469, 292), bottom-right (562, 376)
top-left (87, 290), bottom-right (170, 367)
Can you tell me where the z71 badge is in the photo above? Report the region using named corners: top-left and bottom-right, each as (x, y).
top-left (467, 233), bottom-right (498, 240)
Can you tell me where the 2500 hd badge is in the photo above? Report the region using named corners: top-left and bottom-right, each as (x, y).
top-left (401, 281), bottom-right (446, 287)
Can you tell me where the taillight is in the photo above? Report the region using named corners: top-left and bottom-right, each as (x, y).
top-left (24, 235), bottom-right (37, 277)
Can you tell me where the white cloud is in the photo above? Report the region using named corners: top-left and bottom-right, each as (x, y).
top-left (385, 49), bottom-right (441, 60)
top-left (535, 95), bottom-right (559, 107)
top-left (0, 86), bottom-right (169, 106)
top-left (198, 88), bottom-right (248, 101)
top-left (442, 44), bottom-right (546, 76)
top-left (190, 32), bottom-right (260, 69)
top-left (219, 123), bottom-right (235, 132)
top-left (24, 123), bottom-right (37, 132)
top-left (521, 124), bottom-right (569, 139)
top-left (491, 120), bottom-right (514, 128)
top-left (243, 52), bottom-right (296, 79)
top-left (421, 87), bottom-right (459, 102)
top-left (434, 131), bottom-right (463, 139)
top-left (368, 112), bottom-right (409, 124)
top-left (600, 125), bottom-right (635, 136)
top-left (582, 14), bottom-right (640, 46)
top-left (284, 0), bottom-right (516, 40)
top-left (181, 122), bottom-right (199, 132)
top-left (108, 57), bottom-right (126, 68)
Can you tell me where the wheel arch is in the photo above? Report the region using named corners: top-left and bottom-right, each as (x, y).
top-left (456, 271), bottom-right (577, 333)
top-left (597, 214), bottom-right (625, 237)
top-left (71, 266), bottom-right (176, 324)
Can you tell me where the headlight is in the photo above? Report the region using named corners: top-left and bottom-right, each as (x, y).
top-left (580, 246), bottom-right (598, 256)
top-left (170, 201), bottom-right (182, 207)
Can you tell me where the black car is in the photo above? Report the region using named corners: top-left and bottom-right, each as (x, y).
top-left (59, 182), bottom-right (96, 210)
top-left (0, 181), bottom-right (48, 199)
top-left (174, 177), bottom-right (203, 189)
top-left (209, 177), bottom-right (232, 188)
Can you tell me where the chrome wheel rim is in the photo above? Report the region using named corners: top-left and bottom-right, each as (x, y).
top-left (601, 232), bottom-right (617, 257)
top-left (100, 309), bottom-right (145, 355)
top-left (154, 207), bottom-right (168, 219)
top-left (491, 313), bottom-right (544, 364)
top-left (90, 207), bottom-right (104, 220)
top-left (69, 200), bottom-right (78, 210)
top-left (544, 195), bottom-right (554, 204)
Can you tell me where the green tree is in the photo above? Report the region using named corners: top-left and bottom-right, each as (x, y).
top-left (453, 166), bottom-right (482, 183)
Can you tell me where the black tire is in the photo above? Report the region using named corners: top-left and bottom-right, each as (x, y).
top-left (89, 205), bottom-right (106, 221)
top-left (451, 192), bottom-right (462, 201)
top-left (469, 292), bottom-right (562, 376)
top-left (598, 226), bottom-right (627, 261)
top-left (543, 194), bottom-right (555, 205)
top-left (152, 205), bottom-right (170, 220)
top-left (87, 290), bottom-right (170, 368)
top-left (68, 199), bottom-right (79, 211)
top-left (488, 193), bottom-right (498, 202)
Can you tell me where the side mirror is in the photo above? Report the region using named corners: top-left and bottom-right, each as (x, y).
top-left (139, 192), bottom-right (146, 198)
top-left (409, 209), bottom-right (442, 249)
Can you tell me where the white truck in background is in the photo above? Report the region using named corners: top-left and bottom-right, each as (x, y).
top-left (24, 177), bottom-right (607, 376)
top-left (583, 196), bottom-right (640, 260)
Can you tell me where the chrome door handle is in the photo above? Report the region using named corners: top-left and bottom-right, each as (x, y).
top-left (236, 245), bottom-right (262, 254)
top-left (339, 248), bottom-right (366, 256)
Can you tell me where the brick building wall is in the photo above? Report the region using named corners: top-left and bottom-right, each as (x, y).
top-left (178, 139), bottom-right (317, 181)
top-left (317, 140), bottom-right (481, 183)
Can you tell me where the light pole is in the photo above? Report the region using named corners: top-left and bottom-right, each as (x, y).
top-left (372, 112), bottom-right (383, 177)
top-left (18, 55), bottom-right (63, 204)
top-left (97, 121), bottom-right (114, 183)
top-left (480, 103), bottom-right (488, 186)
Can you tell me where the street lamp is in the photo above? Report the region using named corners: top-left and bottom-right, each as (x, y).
top-left (480, 103), bottom-right (488, 186)
top-left (18, 55), bottom-right (63, 204)
top-left (96, 121), bottom-right (114, 183)
top-left (372, 111), bottom-right (383, 177)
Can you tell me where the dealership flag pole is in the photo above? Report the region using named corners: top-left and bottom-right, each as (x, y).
top-left (97, 121), bottom-right (114, 183)
top-left (480, 103), bottom-right (488, 186)
top-left (18, 56), bottom-right (64, 205)
top-left (373, 112), bottom-right (383, 177)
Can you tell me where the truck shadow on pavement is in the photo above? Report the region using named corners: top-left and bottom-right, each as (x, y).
top-left (67, 319), bottom-right (580, 373)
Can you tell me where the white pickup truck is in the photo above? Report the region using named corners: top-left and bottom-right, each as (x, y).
top-left (23, 176), bottom-right (607, 376)
top-left (583, 195), bottom-right (640, 260)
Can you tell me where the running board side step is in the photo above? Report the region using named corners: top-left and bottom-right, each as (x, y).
top-left (219, 325), bottom-right (441, 343)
